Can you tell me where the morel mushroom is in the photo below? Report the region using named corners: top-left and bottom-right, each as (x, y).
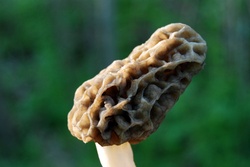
top-left (68, 23), bottom-right (207, 167)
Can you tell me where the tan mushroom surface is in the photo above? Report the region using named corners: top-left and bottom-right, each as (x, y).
top-left (68, 23), bottom-right (207, 146)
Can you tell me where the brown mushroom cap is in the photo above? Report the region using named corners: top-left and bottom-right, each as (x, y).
top-left (68, 23), bottom-right (207, 146)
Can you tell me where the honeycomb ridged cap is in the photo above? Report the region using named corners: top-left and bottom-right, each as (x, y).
top-left (68, 23), bottom-right (207, 146)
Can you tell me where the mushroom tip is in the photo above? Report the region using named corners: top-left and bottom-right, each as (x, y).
top-left (67, 22), bottom-right (206, 146)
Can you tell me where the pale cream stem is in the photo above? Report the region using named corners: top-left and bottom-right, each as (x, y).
top-left (95, 142), bottom-right (136, 167)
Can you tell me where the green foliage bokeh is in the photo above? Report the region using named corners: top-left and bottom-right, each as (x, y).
top-left (0, 0), bottom-right (250, 167)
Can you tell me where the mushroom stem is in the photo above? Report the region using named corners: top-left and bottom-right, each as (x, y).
top-left (95, 142), bottom-right (136, 167)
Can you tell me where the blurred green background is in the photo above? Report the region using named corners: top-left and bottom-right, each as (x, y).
top-left (0, 0), bottom-right (250, 167)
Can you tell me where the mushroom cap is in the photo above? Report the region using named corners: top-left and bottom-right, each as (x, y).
top-left (68, 23), bottom-right (207, 146)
